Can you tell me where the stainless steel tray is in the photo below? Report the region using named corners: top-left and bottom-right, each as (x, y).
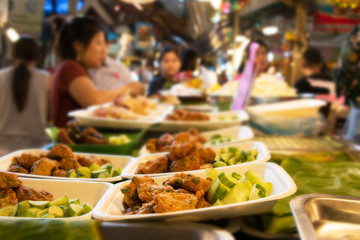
top-left (290, 194), bottom-right (360, 240)
top-left (99, 222), bottom-right (234, 240)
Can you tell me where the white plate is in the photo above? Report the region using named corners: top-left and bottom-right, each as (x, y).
top-left (247, 99), bottom-right (326, 118)
top-left (0, 149), bottom-right (134, 182)
top-left (139, 126), bottom-right (255, 156)
top-left (68, 103), bottom-right (173, 129)
top-left (122, 141), bottom-right (270, 178)
top-left (92, 162), bottom-right (297, 222)
top-left (150, 110), bottom-right (249, 132)
top-left (0, 177), bottom-right (112, 221)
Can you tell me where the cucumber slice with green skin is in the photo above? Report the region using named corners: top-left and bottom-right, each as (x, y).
top-left (28, 201), bottom-right (49, 209)
top-left (101, 163), bottom-right (113, 174)
top-left (77, 167), bottom-right (91, 178)
top-left (245, 170), bottom-right (271, 193)
top-left (255, 184), bottom-right (267, 198)
top-left (207, 179), bottom-right (221, 204)
top-left (249, 184), bottom-right (261, 200)
top-left (242, 179), bottom-right (253, 191)
top-left (17, 209), bottom-right (35, 217)
top-left (0, 204), bottom-right (18, 216)
top-left (240, 151), bottom-right (247, 162)
top-left (213, 161), bottom-right (227, 168)
top-left (250, 149), bottom-right (258, 158)
top-left (41, 213), bottom-right (55, 218)
top-left (228, 147), bottom-right (239, 155)
top-left (35, 208), bottom-right (48, 218)
top-left (27, 208), bottom-right (42, 215)
top-left (212, 199), bottom-right (223, 206)
top-left (214, 183), bottom-right (230, 201)
top-left (68, 198), bottom-right (80, 205)
top-left (98, 172), bottom-right (110, 178)
top-left (58, 205), bottom-right (68, 212)
top-left (89, 163), bottom-right (101, 171)
top-left (82, 203), bottom-right (93, 215)
top-left (91, 169), bottom-right (108, 178)
top-left (17, 200), bottom-right (30, 209)
top-left (48, 206), bottom-right (64, 217)
top-left (111, 168), bottom-right (122, 177)
top-left (246, 155), bottom-right (255, 162)
top-left (228, 157), bottom-right (237, 165)
top-left (205, 168), bottom-right (220, 181)
top-left (218, 172), bottom-right (237, 188)
top-left (66, 169), bottom-right (77, 178)
top-left (266, 182), bottom-right (273, 197)
top-left (220, 153), bottom-right (231, 162)
top-left (214, 154), bottom-right (221, 162)
top-left (49, 196), bottom-right (68, 206)
top-left (231, 172), bottom-right (242, 180)
top-left (221, 184), bottom-right (249, 205)
top-left (66, 204), bottom-right (84, 217)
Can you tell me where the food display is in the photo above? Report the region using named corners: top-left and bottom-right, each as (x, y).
top-left (120, 168), bottom-right (272, 215)
top-left (0, 172), bottom-right (92, 218)
top-left (93, 105), bottom-right (139, 120)
top-left (7, 144), bottom-right (122, 179)
top-left (212, 147), bottom-right (258, 168)
top-left (251, 74), bottom-right (297, 97)
top-left (165, 109), bottom-right (210, 121)
top-left (204, 134), bottom-right (232, 146)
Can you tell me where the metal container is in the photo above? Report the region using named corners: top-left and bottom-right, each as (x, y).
top-left (99, 222), bottom-right (234, 240)
top-left (290, 194), bottom-right (360, 240)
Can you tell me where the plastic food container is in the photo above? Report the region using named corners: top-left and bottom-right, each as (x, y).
top-left (92, 162), bottom-right (297, 222)
top-left (0, 177), bottom-right (112, 221)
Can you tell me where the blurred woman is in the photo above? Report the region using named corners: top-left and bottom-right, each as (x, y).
top-left (147, 47), bottom-right (181, 97)
top-left (0, 36), bottom-right (50, 154)
top-left (52, 17), bottom-right (143, 127)
top-left (253, 40), bottom-right (270, 77)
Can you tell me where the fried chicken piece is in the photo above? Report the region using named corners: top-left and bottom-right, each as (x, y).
top-left (169, 154), bottom-right (201, 172)
top-left (57, 128), bottom-right (75, 145)
top-left (0, 189), bottom-right (18, 208)
top-left (59, 158), bottom-right (81, 172)
top-left (52, 168), bottom-right (67, 177)
top-left (146, 138), bottom-right (158, 153)
top-left (14, 153), bottom-right (40, 170)
top-left (163, 173), bottom-right (213, 194)
top-left (121, 176), bottom-right (154, 208)
top-left (79, 128), bottom-right (108, 144)
top-left (7, 164), bottom-right (29, 174)
top-left (136, 155), bottom-right (170, 174)
top-left (137, 181), bottom-right (174, 203)
top-left (15, 186), bottom-right (54, 202)
top-left (183, 112), bottom-right (210, 121)
top-left (169, 141), bottom-right (196, 160)
top-left (153, 192), bottom-right (198, 213)
top-left (157, 134), bottom-right (174, 149)
top-left (47, 144), bottom-right (74, 160)
top-left (137, 202), bottom-right (155, 215)
top-left (195, 148), bottom-right (216, 165)
top-left (0, 171), bottom-right (22, 189)
top-left (30, 158), bottom-right (59, 176)
top-left (173, 132), bottom-right (194, 143)
top-left (76, 155), bottom-right (109, 167)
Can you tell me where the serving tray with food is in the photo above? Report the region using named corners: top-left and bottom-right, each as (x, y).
top-left (139, 126), bottom-right (254, 155)
top-left (0, 144), bottom-right (133, 182)
top-left (121, 141), bottom-right (270, 178)
top-left (0, 172), bottom-right (111, 220)
top-left (92, 162), bottom-right (296, 222)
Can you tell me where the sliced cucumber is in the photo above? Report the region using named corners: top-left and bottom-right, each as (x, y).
top-left (214, 183), bottom-right (230, 201)
top-left (101, 163), bottom-right (113, 174)
top-left (49, 196), bottom-right (68, 206)
top-left (41, 213), bottom-right (55, 218)
top-left (48, 206), bottom-right (64, 217)
top-left (228, 157), bottom-right (237, 165)
top-left (89, 163), bottom-right (101, 171)
top-left (0, 204), bottom-right (18, 216)
top-left (212, 199), bottom-right (223, 206)
top-left (249, 184), bottom-right (261, 201)
top-left (205, 168), bottom-right (219, 181)
top-left (17, 200), bottom-right (30, 209)
top-left (91, 169), bottom-right (108, 178)
top-left (245, 170), bottom-right (270, 193)
top-left (77, 167), bottom-right (91, 178)
top-left (66, 204), bottom-right (84, 217)
top-left (67, 169), bottom-right (77, 178)
top-left (213, 161), bottom-right (227, 168)
top-left (266, 182), bottom-right (273, 197)
top-left (218, 172), bottom-right (237, 188)
top-left (82, 203), bottom-right (93, 214)
top-left (207, 179), bottom-right (221, 204)
top-left (28, 201), bottom-right (49, 209)
top-left (221, 184), bottom-right (249, 205)
top-left (27, 208), bottom-right (42, 216)
top-left (231, 172), bottom-right (242, 180)
top-left (35, 208), bottom-right (48, 218)
top-left (17, 209), bottom-right (35, 217)
top-left (68, 198), bottom-right (80, 205)
top-left (111, 168), bottom-right (122, 177)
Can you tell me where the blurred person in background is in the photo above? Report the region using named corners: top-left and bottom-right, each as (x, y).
top-left (147, 46), bottom-right (181, 97)
top-left (52, 17), bottom-right (143, 127)
top-left (0, 36), bottom-right (50, 155)
top-left (295, 47), bottom-right (333, 94)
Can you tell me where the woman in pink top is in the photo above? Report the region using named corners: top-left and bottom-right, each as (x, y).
top-left (52, 17), bottom-right (143, 127)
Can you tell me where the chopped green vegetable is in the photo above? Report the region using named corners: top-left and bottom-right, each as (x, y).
top-left (214, 147), bottom-right (258, 167)
top-left (77, 167), bottom-right (91, 178)
top-left (50, 196), bottom-right (68, 206)
top-left (17, 201), bottom-right (30, 209)
top-left (28, 201), bottom-right (49, 210)
top-left (101, 163), bottom-right (113, 174)
top-left (82, 203), bottom-right (93, 215)
top-left (66, 169), bottom-right (77, 178)
top-left (35, 209), bottom-right (48, 218)
top-left (0, 205), bottom-right (17, 216)
top-left (66, 204), bottom-right (83, 217)
top-left (111, 168), bottom-right (122, 177)
top-left (89, 163), bottom-right (101, 172)
top-left (48, 206), bottom-right (63, 217)
top-left (91, 169), bottom-right (108, 178)
top-left (218, 172), bottom-right (237, 188)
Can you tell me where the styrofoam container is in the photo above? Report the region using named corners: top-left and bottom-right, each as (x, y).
top-left (122, 141), bottom-right (270, 178)
top-left (92, 162), bottom-right (297, 222)
top-left (247, 99), bottom-right (326, 118)
top-left (139, 126), bottom-right (255, 156)
top-left (150, 110), bottom-right (249, 132)
top-left (0, 177), bottom-right (112, 221)
top-left (0, 149), bottom-right (134, 182)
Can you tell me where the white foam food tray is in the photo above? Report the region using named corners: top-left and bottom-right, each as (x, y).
top-left (0, 149), bottom-right (134, 182)
top-left (92, 162), bottom-right (296, 222)
top-left (0, 177), bottom-right (112, 221)
top-left (139, 126), bottom-right (255, 156)
top-left (122, 141), bottom-right (270, 178)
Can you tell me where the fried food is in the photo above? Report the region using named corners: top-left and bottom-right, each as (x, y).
top-left (13, 153), bottom-right (40, 171)
top-left (121, 176), bottom-right (154, 208)
top-left (163, 173), bottom-right (212, 194)
top-left (59, 158), bottom-right (81, 172)
top-left (7, 164), bottom-right (29, 174)
top-left (52, 168), bottom-right (67, 177)
top-left (137, 182), bottom-right (174, 203)
top-left (152, 192), bottom-right (198, 213)
top-left (15, 186), bottom-right (54, 202)
top-left (168, 141), bottom-right (197, 160)
top-left (57, 128), bottom-right (75, 144)
top-left (47, 144), bottom-right (74, 160)
top-left (169, 155), bottom-right (201, 172)
top-left (30, 158), bottom-right (59, 176)
top-left (0, 171), bottom-right (22, 189)
top-left (195, 148), bottom-right (216, 165)
top-left (136, 155), bottom-right (170, 174)
top-left (93, 105), bottom-right (139, 120)
top-left (0, 188), bottom-right (18, 208)
top-left (165, 109), bottom-right (210, 121)
top-left (79, 128), bottom-right (109, 144)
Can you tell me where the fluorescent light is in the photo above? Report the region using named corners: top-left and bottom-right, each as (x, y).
top-left (227, 49), bottom-right (234, 55)
top-left (6, 28), bottom-right (20, 42)
top-left (267, 52), bottom-right (274, 62)
top-left (262, 26), bottom-right (279, 36)
top-left (235, 35), bottom-right (247, 42)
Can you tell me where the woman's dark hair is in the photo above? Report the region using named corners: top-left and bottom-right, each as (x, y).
top-left (56, 17), bottom-right (104, 61)
top-left (246, 39), bottom-right (269, 56)
top-left (180, 48), bottom-right (199, 71)
top-left (158, 46), bottom-right (180, 62)
top-left (302, 47), bottom-right (324, 68)
top-left (11, 36), bottom-right (39, 112)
